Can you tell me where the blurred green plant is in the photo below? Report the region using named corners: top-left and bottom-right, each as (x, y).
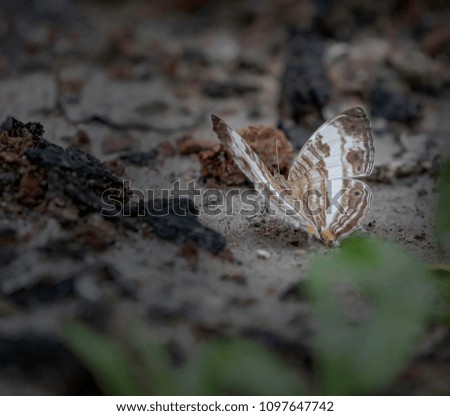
top-left (63, 322), bottom-right (143, 395)
top-left (178, 337), bottom-right (303, 395)
top-left (63, 235), bottom-right (437, 396)
top-left (431, 158), bottom-right (450, 327)
top-left (435, 159), bottom-right (450, 255)
top-left (306, 237), bottom-right (435, 395)
top-left (63, 322), bottom-right (304, 395)
top-left (430, 264), bottom-right (450, 328)
top-left (62, 159), bottom-right (450, 395)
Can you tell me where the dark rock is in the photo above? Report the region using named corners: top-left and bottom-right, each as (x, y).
top-left (369, 87), bottom-right (422, 126)
top-left (2, 117), bottom-right (226, 255)
top-left (1, 116), bottom-right (45, 143)
top-left (279, 30), bottom-right (331, 123)
top-left (142, 198), bottom-right (226, 255)
top-left (26, 144), bottom-right (121, 184)
top-left (203, 80), bottom-right (259, 98)
top-left (119, 149), bottom-right (159, 166)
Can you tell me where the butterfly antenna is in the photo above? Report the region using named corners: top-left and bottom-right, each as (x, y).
top-left (318, 107), bottom-right (325, 122)
top-left (276, 138), bottom-right (280, 176)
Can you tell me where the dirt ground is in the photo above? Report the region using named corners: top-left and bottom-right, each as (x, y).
top-left (0, 0), bottom-right (449, 395)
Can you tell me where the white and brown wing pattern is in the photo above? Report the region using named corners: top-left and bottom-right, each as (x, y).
top-left (211, 109), bottom-right (375, 246)
top-left (211, 115), bottom-right (314, 234)
top-left (288, 107), bottom-right (374, 182)
top-left (287, 107), bottom-right (375, 245)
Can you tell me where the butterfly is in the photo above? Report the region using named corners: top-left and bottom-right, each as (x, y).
top-left (211, 107), bottom-right (375, 246)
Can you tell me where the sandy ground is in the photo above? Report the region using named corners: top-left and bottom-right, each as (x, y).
top-left (0, 0), bottom-right (449, 394)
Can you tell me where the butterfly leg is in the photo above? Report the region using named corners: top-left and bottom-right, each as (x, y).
top-left (253, 183), bottom-right (271, 216)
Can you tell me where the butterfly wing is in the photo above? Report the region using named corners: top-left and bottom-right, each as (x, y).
top-left (288, 107), bottom-right (374, 183)
top-left (303, 178), bottom-right (373, 245)
top-left (211, 114), bottom-right (316, 236)
top-left (287, 107), bottom-right (375, 244)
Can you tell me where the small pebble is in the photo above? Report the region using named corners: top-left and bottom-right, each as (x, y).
top-left (256, 249), bottom-right (271, 259)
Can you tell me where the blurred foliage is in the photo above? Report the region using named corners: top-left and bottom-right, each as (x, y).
top-left (179, 338), bottom-right (303, 395)
top-left (63, 322), bottom-right (304, 395)
top-left (306, 237), bottom-right (435, 395)
top-left (63, 235), bottom-right (437, 396)
top-left (431, 158), bottom-right (450, 327)
top-left (62, 322), bottom-right (143, 395)
top-left (430, 264), bottom-right (450, 328)
top-left (435, 159), bottom-right (450, 255)
top-left (62, 159), bottom-right (450, 395)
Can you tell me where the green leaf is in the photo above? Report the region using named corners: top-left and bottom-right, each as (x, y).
top-left (63, 321), bottom-right (305, 395)
top-left (436, 159), bottom-right (450, 255)
top-left (430, 265), bottom-right (450, 328)
top-left (128, 332), bottom-right (305, 395)
top-left (187, 338), bottom-right (304, 395)
top-left (124, 330), bottom-right (180, 395)
top-left (306, 236), bottom-right (436, 395)
top-left (62, 322), bottom-right (143, 395)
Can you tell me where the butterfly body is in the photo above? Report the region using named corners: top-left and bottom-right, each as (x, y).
top-left (211, 108), bottom-right (374, 246)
